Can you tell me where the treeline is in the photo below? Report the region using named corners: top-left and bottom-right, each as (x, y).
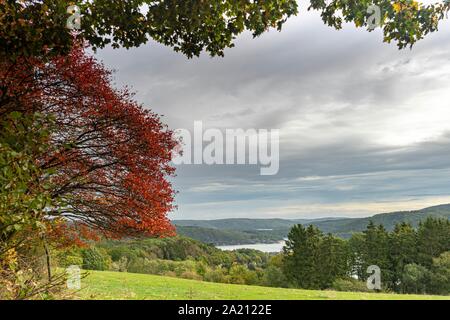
top-left (176, 226), bottom-right (285, 245)
top-left (56, 237), bottom-right (273, 286)
top-left (281, 217), bottom-right (450, 295)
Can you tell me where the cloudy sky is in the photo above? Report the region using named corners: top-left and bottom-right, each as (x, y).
top-left (97, 4), bottom-right (450, 220)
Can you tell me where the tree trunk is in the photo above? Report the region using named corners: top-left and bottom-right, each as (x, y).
top-left (42, 237), bottom-right (52, 282)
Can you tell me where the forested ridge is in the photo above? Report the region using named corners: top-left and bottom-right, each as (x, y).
top-left (174, 204), bottom-right (450, 245)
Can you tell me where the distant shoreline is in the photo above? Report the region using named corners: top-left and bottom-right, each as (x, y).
top-left (217, 240), bottom-right (286, 253)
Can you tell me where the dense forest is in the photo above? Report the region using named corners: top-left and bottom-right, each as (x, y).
top-left (283, 217), bottom-right (450, 295)
top-left (175, 226), bottom-right (286, 245)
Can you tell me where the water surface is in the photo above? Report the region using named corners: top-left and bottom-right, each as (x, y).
top-left (217, 241), bottom-right (286, 253)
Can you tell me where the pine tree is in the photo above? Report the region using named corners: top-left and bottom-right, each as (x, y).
top-left (283, 225), bottom-right (350, 289)
top-left (317, 234), bottom-right (349, 289)
top-left (417, 217), bottom-right (450, 267)
top-left (389, 222), bottom-right (418, 292)
top-left (283, 224), bottom-right (322, 289)
top-left (351, 221), bottom-right (392, 288)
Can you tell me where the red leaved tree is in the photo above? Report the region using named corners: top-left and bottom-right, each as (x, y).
top-left (0, 45), bottom-right (178, 239)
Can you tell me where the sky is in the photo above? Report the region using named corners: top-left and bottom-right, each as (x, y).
top-left (96, 5), bottom-right (450, 220)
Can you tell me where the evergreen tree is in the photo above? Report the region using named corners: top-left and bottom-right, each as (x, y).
top-left (428, 252), bottom-right (450, 295)
top-left (283, 225), bottom-right (349, 289)
top-left (283, 218), bottom-right (450, 294)
top-left (363, 222), bottom-right (392, 288)
top-left (348, 232), bottom-right (366, 280)
top-left (317, 234), bottom-right (349, 289)
top-left (417, 217), bottom-right (450, 267)
top-left (401, 263), bottom-right (430, 294)
top-left (389, 222), bottom-right (418, 291)
top-left (283, 224), bottom-right (322, 289)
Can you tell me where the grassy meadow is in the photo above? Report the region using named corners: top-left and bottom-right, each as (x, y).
top-left (75, 270), bottom-right (449, 300)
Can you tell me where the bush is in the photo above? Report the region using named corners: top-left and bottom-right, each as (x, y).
top-left (56, 249), bottom-right (83, 268)
top-left (228, 263), bottom-right (260, 285)
top-left (262, 266), bottom-right (289, 288)
top-left (331, 278), bottom-right (371, 293)
top-left (81, 247), bottom-right (111, 271)
top-left (204, 267), bottom-right (229, 283)
top-left (401, 263), bottom-right (430, 294)
top-left (163, 271), bottom-right (177, 278)
top-left (429, 252), bottom-right (450, 295)
top-left (111, 256), bottom-right (129, 272)
top-left (180, 271), bottom-right (203, 281)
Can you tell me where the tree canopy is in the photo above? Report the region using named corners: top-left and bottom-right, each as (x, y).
top-left (0, 45), bottom-right (178, 238)
top-left (1, 0), bottom-right (449, 59)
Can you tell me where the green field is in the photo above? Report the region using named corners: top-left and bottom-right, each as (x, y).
top-left (76, 270), bottom-right (449, 300)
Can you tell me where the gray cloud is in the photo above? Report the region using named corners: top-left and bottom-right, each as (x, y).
top-left (96, 9), bottom-right (450, 219)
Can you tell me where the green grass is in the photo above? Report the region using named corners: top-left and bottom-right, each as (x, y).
top-left (75, 270), bottom-right (449, 300)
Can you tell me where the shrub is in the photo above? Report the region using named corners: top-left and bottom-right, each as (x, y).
top-left (331, 278), bottom-right (371, 293)
top-left (56, 249), bottom-right (83, 268)
top-left (262, 266), bottom-right (289, 288)
top-left (401, 263), bottom-right (430, 294)
top-left (180, 271), bottom-right (203, 281)
top-left (81, 247), bottom-right (111, 271)
top-left (204, 267), bottom-right (229, 283)
top-left (111, 257), bottom-right (129, 272)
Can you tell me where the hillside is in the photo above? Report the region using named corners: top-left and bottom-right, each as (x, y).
top-left (175, 225), bottom-right (286, 245)
top-left (76, 270), bottom-right (449, 300)
top-left (304, 204), bottom-right (450, 238)
top-left (174, 218), bottom-right (301, 231)
top-left (174, 204), bottom-right (450, 244)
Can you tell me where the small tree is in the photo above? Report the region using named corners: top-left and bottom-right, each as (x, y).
top-left (401, 263), bottom-right (430, 294)
top-left (389, 222), bottom-right (418, 291)
top-left (0, 112), bottom-right (66, 300)
top-left (0, 112), bottom-right (55, 252)
top-left (428, 252), bottom-right (450, 295)
top-left (317, 234), bottom-right (349, 289)
top-left (81, 247), bottom-right (112, 271)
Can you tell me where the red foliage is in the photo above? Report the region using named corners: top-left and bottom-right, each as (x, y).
top-left (45, 220), bottom-right (100, 249)
top-left (0, 45), bottom-right (178, 238)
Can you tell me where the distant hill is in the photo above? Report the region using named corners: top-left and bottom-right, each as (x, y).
top-left (305, 204), bottom-right (450, 237)
top-left (174, 204), bottom-right (450, 244)
top-left (175, 225), bottom-right (287, 245)
top-left (174, 218), bottom-right (303, 231)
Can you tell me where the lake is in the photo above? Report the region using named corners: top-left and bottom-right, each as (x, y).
top-left (217, 241), bottom-right (286, 253)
